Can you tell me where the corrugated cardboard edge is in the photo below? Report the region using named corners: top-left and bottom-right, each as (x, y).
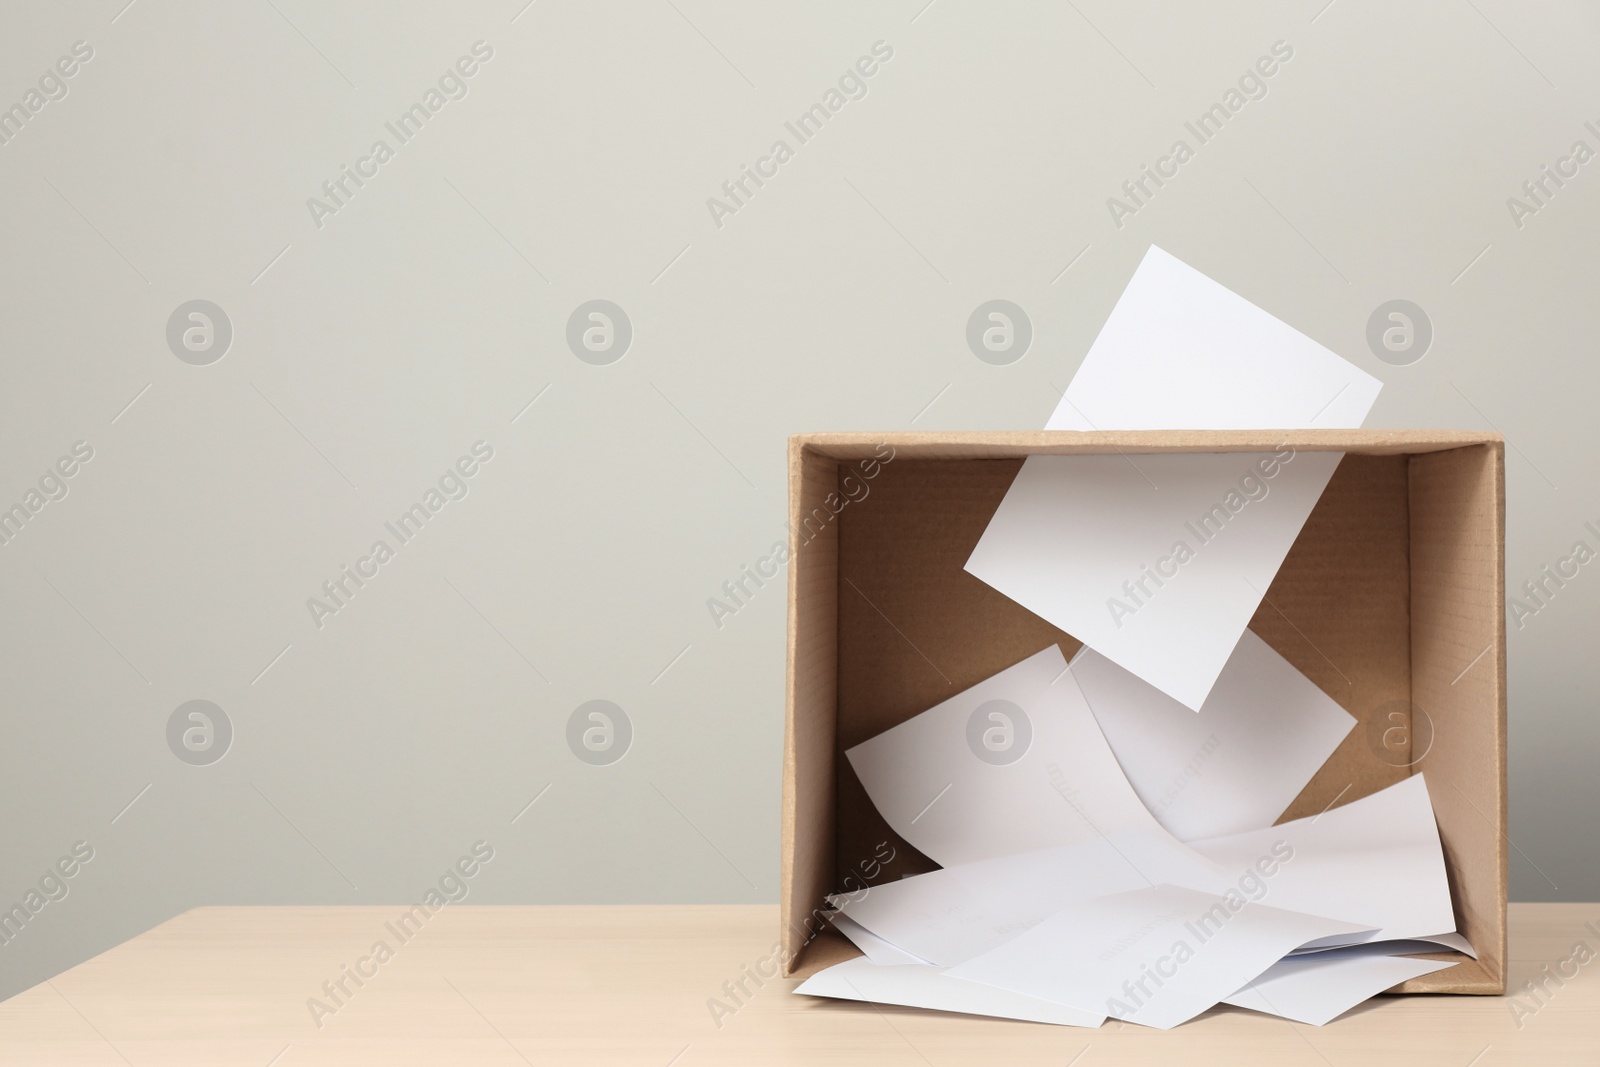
top-left (780, 436), bottom-right (840, 974)
top-left (1392, 439), bottom-right (1508, 994)
top-left (792, 428), bottom-right (1492, 459)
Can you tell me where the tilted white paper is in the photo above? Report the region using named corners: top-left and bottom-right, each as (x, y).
top-left (972, 244), bottom-right (1381, 710)
top-left (966, 450), bottom-right (1342, 710)
top-left (1046, 245), bottom-right (1381, 432)
top-left (795, 957), bottom-right (1105, 1028)
top-left (825, 912), bottom-right (930, 966)
top-left (1292, 935), bottom-right (1472, 959)
top-left (844, 646), bottom-right (1176, 867)
top-left (1224, 940), bottom-right (1455, 1025)
top-left (829, 830), bottom-right (1227, 967)
top-left (1189, 774), bottom-right (1457, 946)
top-left (1072, 630), bottom-right (1356, 840)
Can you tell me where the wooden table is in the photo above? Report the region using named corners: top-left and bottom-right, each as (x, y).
top-left (2, 904), bottom-right (1595, 1064)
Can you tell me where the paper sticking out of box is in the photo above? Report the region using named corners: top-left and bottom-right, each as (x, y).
top-left (1046, 245), bottom-right (1382, 432)
top-left (1072, 630), bottom-right (1356, 841)
top-left (844, 645), bottom-right (1179, 867)
top-left (967, 245), bottom-right (1383, 711)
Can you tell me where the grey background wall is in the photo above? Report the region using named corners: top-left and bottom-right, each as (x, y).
top-left (1, 0), bottom-right (1596, 1004)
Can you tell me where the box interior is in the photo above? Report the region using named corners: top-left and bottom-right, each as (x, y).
top-left (781, 432), bottom-right (1505, 995)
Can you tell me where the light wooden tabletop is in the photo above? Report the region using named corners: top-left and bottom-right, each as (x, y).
top-left (2, 903), bottom-right (1595, 1065)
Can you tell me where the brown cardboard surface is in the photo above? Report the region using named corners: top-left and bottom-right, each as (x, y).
top-left (834, 458), bottom-right (1082, 888)
top-left (1251, 453), bottom-right (1414, 823)
top-left (796, 429), bottom-right (1492, 461)
top-left (781, 431), bottom-right (1506, 995)
top-left (780, 439), bottom-right (841, 970)
top-left (1398, 443), bottom-right (1507, 994)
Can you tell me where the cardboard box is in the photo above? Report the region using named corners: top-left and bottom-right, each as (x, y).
top-left (781, 430), bottom-right (1506, 995)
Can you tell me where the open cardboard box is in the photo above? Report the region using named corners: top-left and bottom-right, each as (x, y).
top-left (781, 430), bottom-right (1506, 995)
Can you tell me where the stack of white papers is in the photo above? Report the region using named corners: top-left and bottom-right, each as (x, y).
top-left (943, 884), bottom-right (1376, 1029)
top-left (828, 828), bottom-right (1226, 968)
top-left (794, 248), bottom-right (1466, 1028)
top-left (806, 647), bottom-right (1466, 1028)
top-left (1223, 941), bottom-right (1456, 1025)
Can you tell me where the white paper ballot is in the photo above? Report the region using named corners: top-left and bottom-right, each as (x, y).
top-left (830, 831), bottom-right (1227, 968)
top-left (825, 912), bottom-right (929, 966)
top-left (1293, 935), bottom-right (1476, 959)
top-left (794, 957), bottom-right (1105, 1028)
top-left (966, 450), bottom-right (1342, 710)
top-left (1224, 941), bottom-right (1455, 1025)
top-left (845, 646), bottom-right (1177, 867)
top-left (945, 884), bottom-right (1375, 1030)
top-left (1409, 931), bottom-right (1476, 958)
top-left (1073, 631), bottom-right (1356, 840)
top-left (1189, 774), bottom-right (1457, 946)
top-left (979, 244), bottom-right (1381, 710)
top-left (1046, 245), bottom-right (1381, 432)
